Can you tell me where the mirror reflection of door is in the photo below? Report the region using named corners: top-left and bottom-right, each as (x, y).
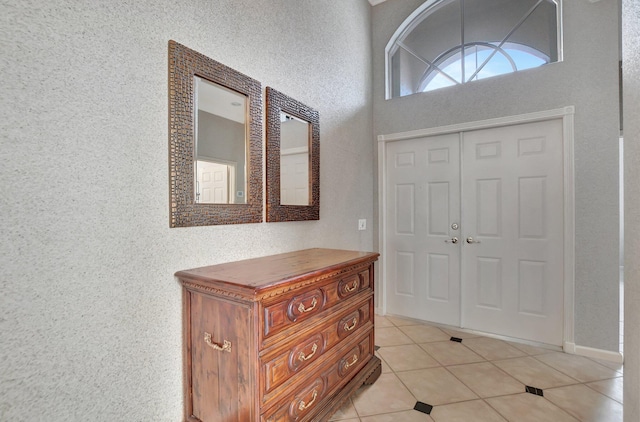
top-left (280, 113), bottom-right (311, 206)
top-left (194, 76), bottom-right (247, 204)
top-left (196, 160), bottom-right (237, 204)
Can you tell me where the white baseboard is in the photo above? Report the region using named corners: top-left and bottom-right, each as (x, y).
top-left (563, 342), bottom-right (576, 354)
top-left (564, 342), bottom-right (624, 364)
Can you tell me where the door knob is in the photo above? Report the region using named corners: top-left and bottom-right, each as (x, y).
top-left (466, 236), bottom-right (481, 244)
top-left (445, 237), bottom-right (459, 244)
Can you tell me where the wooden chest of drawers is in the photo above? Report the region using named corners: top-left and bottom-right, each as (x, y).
top-left (176, 248), bottom-right (381, 422)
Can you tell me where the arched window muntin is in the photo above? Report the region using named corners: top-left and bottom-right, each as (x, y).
top-left (385, 0), bottom-right (563, 99)
top-left (419, 41), bottom-right (549, 92)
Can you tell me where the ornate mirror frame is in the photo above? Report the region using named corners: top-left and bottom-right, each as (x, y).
top-left (168, 40), bottom-right (263, 227)
top-left (265, 87), bottom-right (320, 222)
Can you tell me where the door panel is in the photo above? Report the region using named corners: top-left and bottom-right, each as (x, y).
top-left (197, 160), bottom-right (229, 204)
top-left (395, 184), bottom-right (415, 234)
top-left (385, 134), bottom-right (461, 325)
top-left (476, 178), bottom-right (502, 237)
top-left (428, 253), bottom-right (451, 301)
top-left (428, 182), bottom-right (451, 235)
top-left (461, 119), bottom-right (564, 345)
top-left (476, 257), bottom-right (502, 309)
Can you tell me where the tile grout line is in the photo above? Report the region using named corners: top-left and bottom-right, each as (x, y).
top-left (384, 319), bottom-right (516, 416)
top-left (376, 317), bottom-right (623, 421)
top-left (382, 320), bottom-right (439, 416)
top-left (420, 336), bottom-right (533, 420)
top-left (583, 380), bottom-right (624, 405)
top-left (386, 323), bottom-right (496, 415)
top-left (529, 353), bottom-right (598, 385)
top-left (477, 346), bottom-right (585, 422)
top-left (498, 353), bottom-right (624, 419)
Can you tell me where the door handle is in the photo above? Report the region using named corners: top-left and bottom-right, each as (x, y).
top-left (466, 236), bottom-right (481, 244)
top-left (445, 237), bottom-right (459, 244)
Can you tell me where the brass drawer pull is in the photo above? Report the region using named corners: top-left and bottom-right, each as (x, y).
top-left (343, 354), bottom-right (358, 369)
top-left (344, 317), bottom-right (358, 331)
top-left (344, 280), bottom-right (358, 293)
top-left (298, 297), bottom-right (318, 313)
top-left (298, 389), bottom-right (318, 412)
top-left (204, 332), bottom-right (231, 353)
top-left (298, 343), bottom-right (318, 362)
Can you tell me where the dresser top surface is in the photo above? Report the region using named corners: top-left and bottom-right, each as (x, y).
top-left (175, 248), bottom-right (378, 294)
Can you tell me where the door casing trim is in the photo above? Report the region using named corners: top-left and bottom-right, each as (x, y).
top-left (377, 106), bottom-right (575, 348)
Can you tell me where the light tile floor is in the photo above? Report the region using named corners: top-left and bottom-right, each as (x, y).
top-left (330, 316), bottom-right (623, 422)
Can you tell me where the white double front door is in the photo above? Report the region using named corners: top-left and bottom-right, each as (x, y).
top-left (385, 119), bottom-right (564, 345)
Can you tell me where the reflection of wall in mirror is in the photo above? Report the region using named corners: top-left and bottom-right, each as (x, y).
top-left (197, 110), bottom-right (246, 203)
top-left (280, 117), bottom-right (310, 206)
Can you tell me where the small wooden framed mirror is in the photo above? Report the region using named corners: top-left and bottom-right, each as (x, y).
top-left (265, 87), bottom-right (320, 222)
top-left (168, 40), bottom-right (263, 227)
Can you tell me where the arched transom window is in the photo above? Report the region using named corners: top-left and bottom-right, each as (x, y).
top-left (386, 0), bottom-right (562, 98)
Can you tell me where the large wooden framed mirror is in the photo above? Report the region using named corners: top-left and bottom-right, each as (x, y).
top-left (168, 40), bottom-right (262, 227)
top-left (265, 87), bottom-right (319, 222)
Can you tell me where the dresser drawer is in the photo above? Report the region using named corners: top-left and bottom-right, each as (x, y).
top-left (260, 298), bottom-right (372, 397)
top-left (261, 332), bottom-right (374, 422)
top-left (337, 269), bottom-right (369, 299)
top-left (324, 334), bottom-right (372, 390)
top-left (262, 267), bottom-right (372, 340)
top-left (263, 377), bottom-right (326, 422)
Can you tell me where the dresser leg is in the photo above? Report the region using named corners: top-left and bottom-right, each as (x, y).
top-left (363, 356), bottom-right (382, 386)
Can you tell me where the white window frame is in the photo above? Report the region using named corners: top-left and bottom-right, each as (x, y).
top-left (384, 0), bottom-right (564, 99)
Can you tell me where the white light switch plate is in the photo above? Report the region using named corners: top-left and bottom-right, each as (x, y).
top-left (358, 219), bottom-right (366, 230)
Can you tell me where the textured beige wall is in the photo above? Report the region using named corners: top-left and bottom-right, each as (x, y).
top-left (623, 0), bottom-right (640, 419)
top-left (0, 1), bottom-right (373, 420)
top-left (372, 0), bottom-right (621, 352)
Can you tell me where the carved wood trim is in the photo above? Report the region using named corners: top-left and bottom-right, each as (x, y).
top-left (179, 261), bottom-right (372, 302)
top-left (256, 262), bottom-right (371, 300)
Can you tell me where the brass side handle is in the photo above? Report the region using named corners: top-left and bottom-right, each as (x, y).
top-left (344, 280), bottom-right (358, 293)
top-left (343, 354), bottom-right (358, 369)
top-left (298, 389), bottom-right (318, 412)
top-left (344, 317), bottom-right (358, 331)
top-left (204, 332), bottom-right (232, 353)
top-left (298, 343), bottom-right (318, 362)
top-left (298, 297), bottom-right (318, 313)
